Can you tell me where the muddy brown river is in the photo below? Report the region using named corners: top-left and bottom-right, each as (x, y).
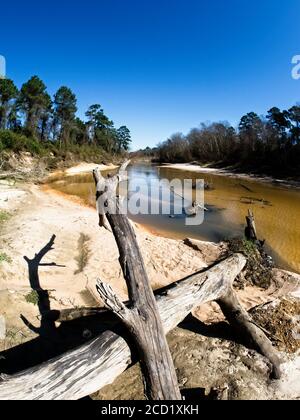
top-left (48, 163), bottom-right (300, 274)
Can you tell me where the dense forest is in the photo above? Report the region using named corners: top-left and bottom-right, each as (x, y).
top-left (157, 105), bottom-right (300, 176)
top-left (0, 76), bottom-right (131, 160)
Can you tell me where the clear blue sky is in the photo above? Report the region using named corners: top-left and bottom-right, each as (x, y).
top-left (1, 0), bottom-right (299, 150)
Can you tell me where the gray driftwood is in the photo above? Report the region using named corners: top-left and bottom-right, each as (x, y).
top-left (218, 288), bottom-right (281, 379)
top-left (245, 209), bottom-right (258, 242)
top-left (0, 254), bottom-right (249, 400)
top-left (93, 161), bottom-right (181, 400)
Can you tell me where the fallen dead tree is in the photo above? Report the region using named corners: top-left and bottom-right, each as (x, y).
top-left (93, 162), bottom-right (181, 400)
top-left (0, 252), bottom-right (282, 400)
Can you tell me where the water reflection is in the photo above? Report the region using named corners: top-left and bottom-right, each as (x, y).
top-left (47, 163), bottom-right (300, 273)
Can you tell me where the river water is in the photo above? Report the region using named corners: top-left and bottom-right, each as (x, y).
top-left (47, 163), bottom-right (300, 274)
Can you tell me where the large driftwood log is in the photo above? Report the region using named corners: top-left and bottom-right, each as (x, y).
top-left (218, 289), bottom-right (281, 379)
top-left (93, 162), bottom-right (181, 400)
top-left (0, 254), bottom-right (248, 400)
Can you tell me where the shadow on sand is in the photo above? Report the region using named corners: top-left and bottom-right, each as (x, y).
top-left (0, 235), bottom-right (123, 375)
top-left (0, 235), bottom-right (249, 393)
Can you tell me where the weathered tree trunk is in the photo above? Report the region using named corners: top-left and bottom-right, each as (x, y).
top-left (0, 254), bottom-right (248, 400)
top-left (245, 209), bottom-right (258, 242)
top-left (218, 288), bottom-right (281, 379)
top-left (93, 162), bottom-right (181, 400)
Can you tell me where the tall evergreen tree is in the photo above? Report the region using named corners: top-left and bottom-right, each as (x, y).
top-left (0, 78), bottom-right (18, 130)
top-left (86, 104), bottom-right (114, 143)
top-left (288, 105), bottom-right (300, 144)
top-left (53, 86), bottom-right (77, 146)
top-left (71, 118), bottom-right (88, 145)
top-left (38, 93), bottom-right (52, 141)
top-left (116, 125), bottom-right (132, 151)
top-left (266, 107), bottom-right (290, 142)
top-left (239, 112), bottom-right (262, 134)
top-left (85, 104), bottom-right (116, 151)
top-left (238, 112), bottom-right (263, 155)
top-left (18, 76), bottom-right (50, 136)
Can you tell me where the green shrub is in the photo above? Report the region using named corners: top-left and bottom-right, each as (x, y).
top-left (228, 238), bottom-right (257, 256)
top-left (0, 211), bottom-right (10, 224)
top-left (0, 129), bottom-right (118, 164)
top-left (0, 253), bottom-right (12, 264)
top-left (0, 130), bottom-right (43, 155)
top-left (25, 290), bottom-right (39, 306)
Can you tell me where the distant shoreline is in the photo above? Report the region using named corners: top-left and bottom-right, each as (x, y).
top-left (159, 163), bottom-right (300, 190)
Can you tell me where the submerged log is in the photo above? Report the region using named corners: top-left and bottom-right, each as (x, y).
top-left (0, 254), bottom-right (249, 400)
top-left (239, 183), bottom-right (255, 193)
top-left (192, 180), bottom-right (214, 191)
top-left (185, 201), bottom-right (208, 216)
top-left (240, 197), bottom-right (272, 207)
top-left (170, 186), bottom-right (208, 215)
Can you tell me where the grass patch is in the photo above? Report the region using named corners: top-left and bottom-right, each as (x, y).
top-left (0, 211), bottom-right (10, 224)
top-left (74, 233), bottom-right (91, 275)
top-left (0, 253), bottom-right (12, 264)
top-left (228, 238), bottom-right (257, 256)
top-left (25, 290), bottom-right (39, 306)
